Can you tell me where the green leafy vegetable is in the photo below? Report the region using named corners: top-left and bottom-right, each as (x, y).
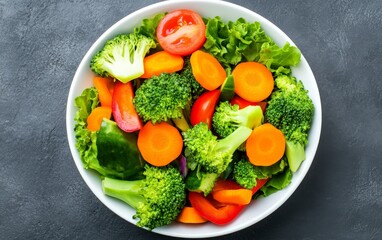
top-left (258, 42), bottom-right (301, 72)
top-left (134, 13), bottom-right (165, 46)
top-left (203, 17), bottom-right (272, 66)
top-left (74, 87), bottom-right (99, 166)
top-left (258, 168), bottom-right (293, 197)
top-left (74, 88), bottom-right (130, 179)
top-left (203, 16), bottom-right (301, 72)
top-left (96, 119), bottom-right (145, 180)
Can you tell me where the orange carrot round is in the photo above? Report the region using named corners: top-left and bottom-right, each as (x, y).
top-left (141, 51), bottom-right (184, 78)
top-left (190, 50), bottom-right (226, 90)
top-left (212, 189), bottom-right (253, 205)
top-left (86, 106), bottom-right (112, 131)
top-left (246, 123), bottom-right (286, 166)
top-left (232, 62), bottom-right (274, 102)
top-left (177, 206), bottom-right (208, 224)
top-left (93, 77), bottom-right (114, 107)
top-left (137, 121), bottom-right (183, 167)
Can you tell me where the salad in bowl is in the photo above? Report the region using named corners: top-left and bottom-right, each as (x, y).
top-left (66, 0), bottom-right (321, 238)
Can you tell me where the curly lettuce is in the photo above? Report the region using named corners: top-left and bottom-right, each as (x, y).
top-left (203, 16), bottom-right (301, 73)
top-left (74, 87), bottom-right (99, 168)
top-left (258, 168), bottom-right (293, 197)
top-left (73, 87), bottom-right (125, 179)
top-left (134, 12), bottom-right (165, 49)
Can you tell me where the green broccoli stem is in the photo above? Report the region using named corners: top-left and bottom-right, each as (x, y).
top-left (239, 105), bottom-right (264, 129)
top-left (286, 141), bottom-right (306, 172)
top-left (216, 126), bottom-right (252, 156)
top-left (102, 177), bottom-right (146, 210)
top-left (172, 112), bottom-right (190, 132)
top-left (185, 170), bottom-right (219, 196)
top-left (182, 102), bottom-right (192, 125)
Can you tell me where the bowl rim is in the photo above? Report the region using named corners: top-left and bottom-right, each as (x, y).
top-left (66, 0), bottom-right (322, 238)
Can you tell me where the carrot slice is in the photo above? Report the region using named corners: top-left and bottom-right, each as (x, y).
top-left (190, 50), bottom-right (226, 90)
top-left (137, 121), bottom-right (183, 167)
top-left (232, 62), bottom-right (274, 102)
top-left (246, 123), bottom-right (286, 166)
top-left (93, 77), bottom-right (114, 107)
top-left (141, 51), bottom-right (184, 78)
top-left (177, 206), bottom-right (208, 224)
top-left (86, 106), bottom-right (112, 131)
top-left (212, 189), bottom-right (253, 205)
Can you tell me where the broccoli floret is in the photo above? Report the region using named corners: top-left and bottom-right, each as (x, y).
top-left (185, 170), bottom-right (219, 196)
top-left (212, 101), bottom-right (264, 138)
top-left (102, 165), bottom-right (186, 230)
top-left (133, 72), bottom-right (192, 131)
top-left (177, 57), bottom-right (204, 124)
top-left (90, 33), bottom-right (155, 83)
top-left (220, 150), bottom-right (242, 180)
top-left (233, 159), bottom-right (262, 189)
top-left (182, 122), bottom-right (252, 174)
top-left (180, 57), bottom-right (204, 101)
top-left (233, 156), bottom-right (287, 189)
top-left (265, 74), bottom-right (314, 172)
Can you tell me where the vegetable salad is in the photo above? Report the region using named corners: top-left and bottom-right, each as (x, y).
top-left (74, 9), bottom-right (314, 230)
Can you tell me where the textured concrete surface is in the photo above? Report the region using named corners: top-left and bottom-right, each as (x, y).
top-left (1, 0), bottom-right (381, 239)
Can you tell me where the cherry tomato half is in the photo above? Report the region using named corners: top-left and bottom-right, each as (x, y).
top-left (230, 95), bottom-right (267, 113)
top-left (156, 9), bottom-right (206, 56)
top-left (190, 90), bottom-right (220, 129)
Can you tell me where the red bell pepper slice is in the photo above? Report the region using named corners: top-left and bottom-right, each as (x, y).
top-left (250, 178), bottom-right (268, 195)
top-left (230, 95), bottom-right (267, 113)
top-left (112, 81), bottom-right (142, 132)
top-left (188, 178), bottom-right (268, 225)
top-left (190, 89), bottom-right (220, 128)
top-left (212, 178), bottom-right (268, 195)
top-left (188, 191), bottom-right (245, 225)
top-left (212, 179), bottom-right (243, 192)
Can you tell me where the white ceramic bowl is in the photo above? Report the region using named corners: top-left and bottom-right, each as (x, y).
top-left (66, 0), bottom-right (322, 238)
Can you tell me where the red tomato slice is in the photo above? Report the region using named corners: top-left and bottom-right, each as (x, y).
top-left (156, 9), bottom-right (206, 56)
top-left (190, 90), bottom-right (220, 128)
top-left (230, 95), bottom-right (267, 113)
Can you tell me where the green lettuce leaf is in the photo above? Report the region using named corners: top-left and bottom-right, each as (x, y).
top-left (252, 156), bottom-right (288, 179)
top-left (259, 168), bottom-right (293, 197)
top-left (203, 16), bottom-right (301, 72)
top-left (74, 87), bottom-right (99, 124)
top-left (73, 88), bottom-right (125, 179)
top-left (134, 13), bottom-right (165, 48)
top-left (74, 87), bottom-right (99, 167)
top-left (259, 42), bottom-right (301, 71)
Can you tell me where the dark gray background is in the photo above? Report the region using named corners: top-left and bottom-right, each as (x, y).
top-left (1, 0), bottom-right (381, 239)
